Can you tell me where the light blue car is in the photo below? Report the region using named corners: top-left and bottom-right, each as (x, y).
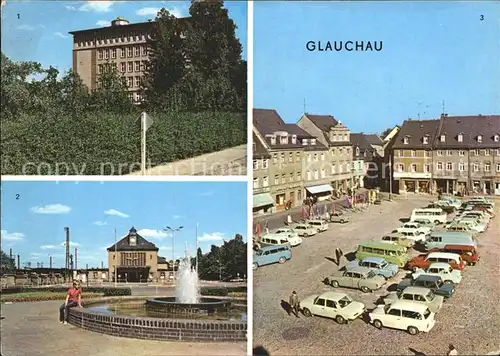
top-left (253, 244), bottom-right (292, 269)
top-left (346, 256), bottom-right (399, 279)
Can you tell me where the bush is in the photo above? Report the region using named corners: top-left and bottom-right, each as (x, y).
top-left (1, 111), bottom-right (246, 175)
top-left (227, 292), bottom-right (247, 298)
top-left (2, 293), bottom-right (103, 303)
top-left (0, 287), bottom-right (131, 296)
top-left (200, 286), bottom-right (247, 296)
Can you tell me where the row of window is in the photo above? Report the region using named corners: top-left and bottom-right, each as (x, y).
top-left (253, 159), bottom-right (358, 174)
top-left (329, 132), bottom-right (350, 142)
top-left (254, 148), bottom-right (355, 170)
top-left (127, 92), bottom-right (144, 103)
top-left (77, 32), bottom-right (148, 48)
top-left (97, 45), bottom-right (147, 61)
top-left (98, 61), bottom-right (146, 74)
top-left (395, 148), bottom-right (500, 157)
top-left (396, 162), bottom-right (500, 173)
top-left (403, 133), bottom-right (499, 145)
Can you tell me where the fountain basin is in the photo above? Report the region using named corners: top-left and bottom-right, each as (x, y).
top-left (146, 297), bottom-right (231, 318)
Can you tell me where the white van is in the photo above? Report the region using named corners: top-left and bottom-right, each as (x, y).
top-left (410, 208), bottom-right (447, 224)
top-left (424, 233), bottom-right (476, 251)
top-left (259, 233), bottom-right (303, 247)
top-left (306, 219), bottom-right (329, 232)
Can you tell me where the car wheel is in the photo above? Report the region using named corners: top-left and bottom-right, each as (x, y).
top-left (330, 280), bottom-right (339, 288)
top-left (360, 286), bottom-right (371, 293)
top-left (303, 233), bottom-right (309, 238)
top-left (412, 266), bottom-right (419, 272)
top-left (434, 220), bottom-right (440, 225)
top-left (444, 280), bottom-right (453, 284)
top-left (252, 263), bottom-right (258, 270)
top-left (278, 257), bottom-right (286, 264)
top-left (408, 326), bottom-right (419, 335)
top-left (340, 219), bottom-right (345, 223)
top-left (335, 315), bottom-right (346, 324)
top-left (373, 319), bottom-right (383, 329)
top-left (470, 262), bottom-right (476, 266)
top-left (302, 308), bottom-right (312, 317)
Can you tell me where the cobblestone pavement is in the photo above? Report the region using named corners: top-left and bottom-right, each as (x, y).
top-left (253, 198), bottom-right (500, 355)
top-left (194, 156), bottom-right (247, 176)
top-left (0, 301), bottom-right (246, 356)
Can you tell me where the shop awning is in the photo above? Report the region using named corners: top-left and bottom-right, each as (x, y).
top-left (253, 193), bottom-right (275, 208)
top-left (306, 184), bottom-right (333, 195)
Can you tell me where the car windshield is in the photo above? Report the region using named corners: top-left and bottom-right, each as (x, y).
top-left (426, 291), bottom-right (435, 301)
top-left (423, 308), bottom-right (431, 319)
top-left (338, 296), bottom-right (352, 308)
top-left (255, 250), bottom-right (263, 256)
top-left (366, 270), bottom-right (376, 278)
top-left (379, 261), bottom-right (387, 268)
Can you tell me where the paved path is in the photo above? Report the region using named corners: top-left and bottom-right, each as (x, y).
top-left (128, 145), bottom-right (247, 176)
top-left (0, 301), bottom-right (246, 356)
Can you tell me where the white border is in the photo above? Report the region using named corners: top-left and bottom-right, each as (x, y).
top-left (0, 175), bottom-right (248, 182)
top-left (246, 1), bottom-right (254, 355)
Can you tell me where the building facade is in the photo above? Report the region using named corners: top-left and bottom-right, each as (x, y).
top-left (107, 227), bottom-right (172, 282)
top-left (389, 115), bottom-right (500, 195)
top-left (297, 114), bottom-right (355, 193)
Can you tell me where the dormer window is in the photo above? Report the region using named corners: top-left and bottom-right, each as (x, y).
top-left (477, 135), bottom-right (483, 143)
top-left (440, 134), bottom-right (446, 142)
top-left (494, 134), bottom-right (499, 142)
top-left (423, 136), bottom-right (429, 144)
top-left (291, 134), bottom-right (297, 144)
top-left (270, 135), bottom-right (276, 145)
top-left (280, 135), bottom-right (288, 145)
top-left (310, 138), bottom-right (316, 145)
top-left (302, 139), bottom-right (308, 145)
top-left (403, 136), bottom-right (410, 145)
top-left (356, 147), bottom-right (360, 156)
top-left (252, 142), bottom-right (256, 152)
top-left (458, 133), bottom-right (463, 142)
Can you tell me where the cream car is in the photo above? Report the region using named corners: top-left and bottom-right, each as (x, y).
top-left (382, 286), bottom-right (444, 313)
top-left (300, 291), bottom-right (365, 324)
top-left (369, 301), bottom-right (436, 335)
top-left (290, 223), bottom-right (317, 237)
top-left (412, 262), bottom-right (462, 284)
top-left (306, 219), bottom-right (329, 232)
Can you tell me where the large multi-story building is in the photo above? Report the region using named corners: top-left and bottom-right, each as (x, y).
top-left (297, 114), bottom-right (355, 192)
top-left (389, 114), bottom-right (500, 195)
top-left (69, 16), bottom-right (187, 102)
top-left (253, 109), bottom-right (332, 214)
top-left (350, 133), bottom-right (384, 188)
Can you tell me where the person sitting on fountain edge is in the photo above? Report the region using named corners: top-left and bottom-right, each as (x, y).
top-left (59, 280), bottom-right (82, 324)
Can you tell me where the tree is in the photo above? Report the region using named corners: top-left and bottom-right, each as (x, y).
top-left (0, 250), bottom-right (16, 272)
top-left (142, 8), bottom-right (187, 111)
top-left (380, 128), bottom-right (394, 140)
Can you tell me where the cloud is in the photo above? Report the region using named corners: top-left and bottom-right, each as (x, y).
top-left (200, 191), bottom-right (213, 196)
top-left (96, 20), bottom-right (111, 27)
top-left (17, 24), bottom-right (35, 31)
top-left (40, 241), bottom-right (81, 249)
top-left (137, 229), bottom-right (170, 239)
top-left (54, 32), bottom-right (68, 38)
top-left (104, 209), bottom-right (129, 218)
top-left (61, 241), bottom-right (82, 247)
top-left (78, 1), bottom-right (113, 12)
top-left (30, 204), bottom-right (71, 214)
top-left (40, 245), bottom-right (58, 250)
top-left (172, 215), bottom-right (181, 219)
top-left (94, 221), bottom-right (108, 226)
top-left (198, 232), bottom-right (225, 242)
top-left (136, 7), bottom-right (160, 16)
top-left (1, 230), bottom-right (25, 241)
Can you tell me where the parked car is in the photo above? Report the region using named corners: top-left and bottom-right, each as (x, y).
top-left (460, 210), bottom-right (490, 224)
top-left (329, 215), bottom-right (350, 224)
top-left (300, 291), bottom-right (365, 324)
top-left (396, 275), bottom-right (455, 299)
top-left (289, 223), bottom-right (317, 237)
top-left (406, 252), bottom-right (465, 272)
top-left (397, 229), bottom-right (428, 243)
top-left (438, 197), bottom-right (462, 209)
top-left (428, 202), bottom-right (455, 214)
top-left (273, 228), bottom-right (304, 246)
top-left (253, 244), bottom-right (292, 269)
top-left (369, 301), bottom-right (436, 335)
top-left (411, 262), bottom-right (462, 284)
top-left (412, 219), bottom-right (436, 231)
top-left (306, 219), bottom-right (329, 233)
top-left (382, 286), bottom-right (444, 313)
top-left (427, 244), bottom-right (480, 266)
top-left (346, 257), bottom-right (399, 279)
top-left (381, 233), bottom-right (415, 249)
top-left (456, 217), bottom-right (487, 233)
top-left (446, 222), bottom-right (477, 235)
top-left (324, 266), bottom-right (386, 293)
top-left (259, 233), bottom-right (303, 248)
top-left (397, 222), bottom-right (432, 235)
top-left (467, 196), bottom-right (494, 207)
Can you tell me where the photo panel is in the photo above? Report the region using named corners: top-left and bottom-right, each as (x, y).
top-left (0, 179), bottom-right (249, 355)
top-left (252, 1), bottom-right (500, 355)
top-left (1, 0), bottom-right (247, 176)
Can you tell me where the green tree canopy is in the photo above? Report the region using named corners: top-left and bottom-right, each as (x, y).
top-left (0, 250), bottom-right (16, 272)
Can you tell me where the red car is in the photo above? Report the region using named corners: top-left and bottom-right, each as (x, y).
top-left (428, 244), bottom-right (480, 266)
top-left (406, 251), bottom-right (466, 272)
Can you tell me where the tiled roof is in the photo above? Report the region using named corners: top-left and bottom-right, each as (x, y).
top-left (107, 227), bottom-right (159, 252)
top-left (391, 119), bottom-right (439, 149)
top-left (350, 133), bottom-right (374, 161)
top-left (253, 133), bottom-right (270, 158)
top-left (253, 109), bottom-right (327, 150)
top-left (364, 134), bottom-right (384, 146)
top-left (434, 115), bottom-right (500, 149)
top-left (304, 114), bottom-right (351, 147)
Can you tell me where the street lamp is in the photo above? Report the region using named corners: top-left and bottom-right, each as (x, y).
top-left (164, 226), bottom-right (183, 281)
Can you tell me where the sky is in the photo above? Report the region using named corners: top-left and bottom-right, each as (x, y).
top-left (1, 181), bottom-right (247, 269)
top-left (1, 0), bottom-right (247, 75)
top-left (254, 1), bottom-right (500, 134)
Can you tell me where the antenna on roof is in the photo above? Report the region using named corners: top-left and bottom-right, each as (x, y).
top-left (303, 98), bottom-right (307, 114)
top-left (442, 100), bottom-right (445, 115)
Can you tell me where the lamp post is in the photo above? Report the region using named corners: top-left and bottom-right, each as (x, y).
top-left (164, 226), bottom-right (183, 281)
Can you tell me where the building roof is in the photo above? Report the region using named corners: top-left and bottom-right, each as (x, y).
top-left (391, 119), bottom-right (440, 149)
top-left (434, 114), bottom-right (500, 149)
top-left (69, 17), bottom-right (189, 35)
top-left (107, 227), bottom-right (159, 252)
top-left (303, 114), bottom-right (352, 147)
top-left (253, 109), bottom-right (327, 151)
top-left (350, 133), bottom-right (374, 153)
top-left (253, 133), bottom-right (271, 159)
top-left (364, 134), bottom-right (384, 146)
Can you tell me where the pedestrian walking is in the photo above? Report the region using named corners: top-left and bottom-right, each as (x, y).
top-left (335, 247), bottom-right (344, 266)
top-left (447, 344), bottom-right (458, 356)
top-left (289, 291), bottom-right (300, 317)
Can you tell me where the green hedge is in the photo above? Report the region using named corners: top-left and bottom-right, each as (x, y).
top-left (0, 287), bottom-right (131, 296)
top-left (200, 286), bottom-right (247, 296)
top-left (1, 111), bottom-right (246, 175)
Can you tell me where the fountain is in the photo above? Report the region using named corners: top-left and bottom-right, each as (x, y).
top-left (145, 252), bottom-right (231, 318)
